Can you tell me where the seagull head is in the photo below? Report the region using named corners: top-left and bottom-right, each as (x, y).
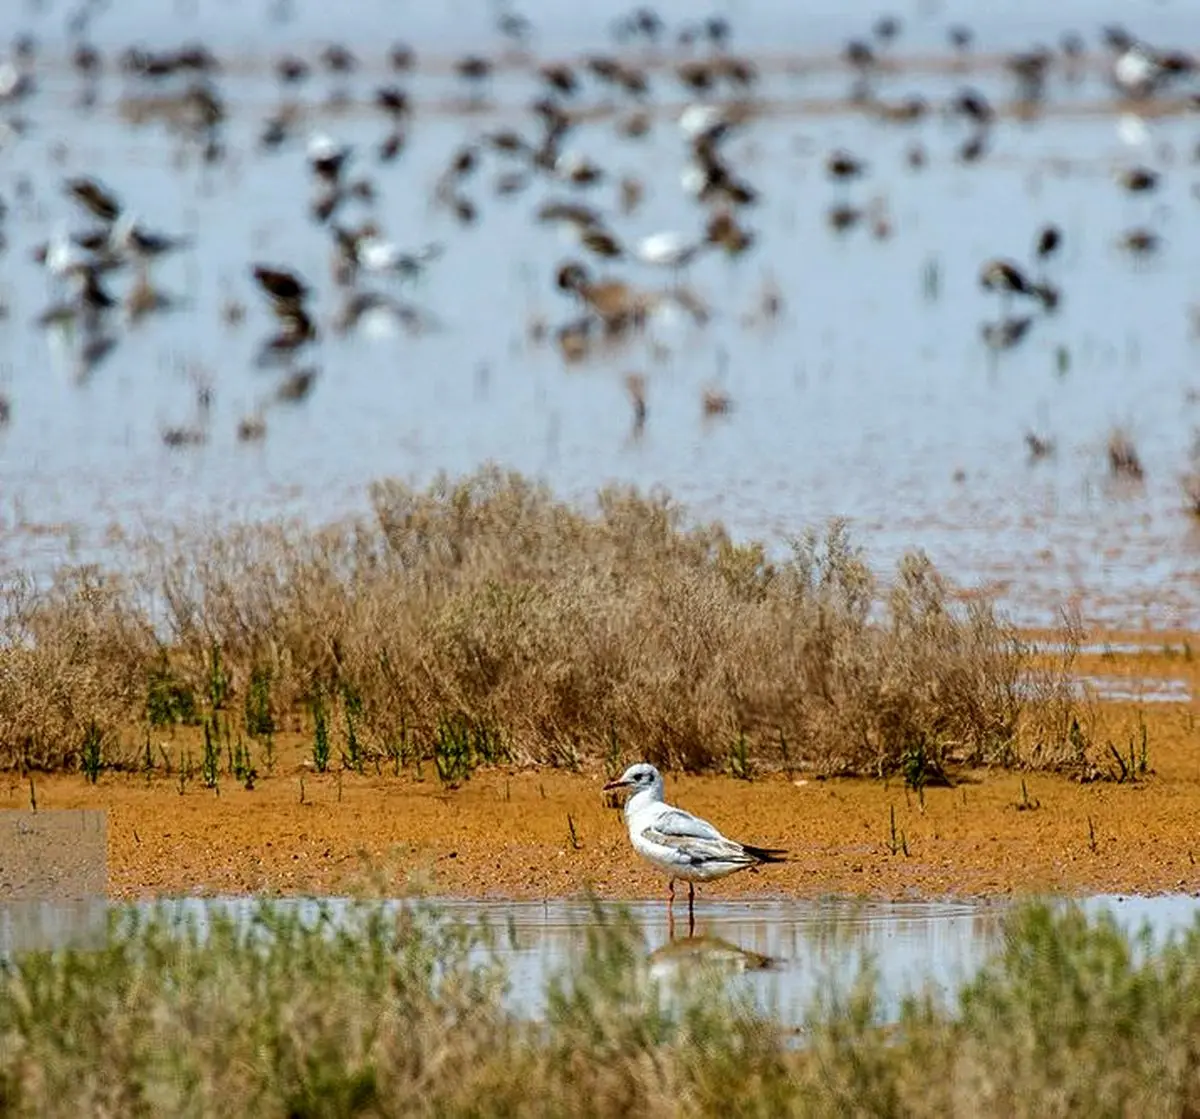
top-left (603, 762), bottom-right (663, 799)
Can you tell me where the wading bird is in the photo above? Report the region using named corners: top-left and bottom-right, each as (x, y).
top-left (604, 763), bottom-right (786, 935)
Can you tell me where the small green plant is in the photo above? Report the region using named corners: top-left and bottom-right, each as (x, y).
top-left (902, 740), bottom-right (926, 806)
top-left (728, 731), bottom-right (752, 780)
top-left (434, 715), bottom-right (474, 788)
top-left (201, 719), bottom-right (220, 790)
top-left (146, 655), bottom-right (197, 727)
top-left (888, 804), bottom-right (909, 857)
top-left (207, 643), bottom-right (228, 712)
top-left (311, 691), bottom-right (331, 773)
top-left (901, 733), bottom-right (949, 804)
top-left (340, 683), bottom-right (366, 773)
top-left (231, 734), bottom-right (257, 790)
top-left (178, 747), bottom-right (193, 796)
top-left (343, 706), bottom-right (364, 774)
top-left (385, 713), bottom-right (408, 776)
top-left (244, 663), bottom-right (275, 738)
top-left (80, 720), bottom-right (103, 784)
top-left (433, 713), bottom-right (506, 789)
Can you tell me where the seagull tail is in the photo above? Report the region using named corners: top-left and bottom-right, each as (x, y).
top-left (742, 844), bottom-right (788, 864)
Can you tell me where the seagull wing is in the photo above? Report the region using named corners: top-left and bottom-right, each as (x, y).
top-left (641, 826), bottom-right (754, 866)
top-left (651, 806), bottom-right (726, 842)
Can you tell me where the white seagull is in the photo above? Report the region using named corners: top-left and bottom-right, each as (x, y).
top-left (604, 762), bottom-right (786, 931)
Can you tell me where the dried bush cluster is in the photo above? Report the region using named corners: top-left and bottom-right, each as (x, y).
top-left (0, 466), bottom-right (1080, 776)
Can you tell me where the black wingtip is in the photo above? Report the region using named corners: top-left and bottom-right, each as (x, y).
top-left (743, 844), bottom-right (788, 864)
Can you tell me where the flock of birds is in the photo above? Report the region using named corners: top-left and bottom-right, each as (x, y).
top-left (0, 5), bottom-right (1198, 459)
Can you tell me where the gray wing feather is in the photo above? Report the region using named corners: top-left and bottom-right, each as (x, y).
top-left (642, 827), bottom-right (753, 865)
top-left (652, 807), bottom-right (725, 842)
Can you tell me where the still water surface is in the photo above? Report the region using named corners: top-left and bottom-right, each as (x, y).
top-left (5, 893), bottom-right (1200, 1025)
top-left (0, 1), bottom-right (1198, 627)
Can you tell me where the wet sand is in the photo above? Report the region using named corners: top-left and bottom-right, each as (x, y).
top-left (3, 640), bottom-right (1197, 902)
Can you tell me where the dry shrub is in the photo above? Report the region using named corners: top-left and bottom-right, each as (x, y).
top-left (0, 466), bottom-right (1079, 775)
top-left (0, 567), bottom-right (154, 769)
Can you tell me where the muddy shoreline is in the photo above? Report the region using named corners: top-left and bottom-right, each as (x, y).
top-left (5, 678), bottom-right (1196, 902)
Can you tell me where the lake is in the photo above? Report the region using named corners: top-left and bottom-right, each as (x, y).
top-left (0, 0), bottom-right (1198, 628)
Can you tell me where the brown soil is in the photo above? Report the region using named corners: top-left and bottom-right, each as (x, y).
top-left (5, 643), bottom-right (1199, 903)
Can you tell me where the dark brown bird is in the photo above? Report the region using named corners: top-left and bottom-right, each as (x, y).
top-left (958, 132), bottom-right (989, 164)
top-left (276, 366), bottom-right (318, 402)
top-left (981, 316), bottom-right (1033, 350)
top-left (378, 130), bottom-right (406, 163)
top-left (320, 44), bottom-right (357, 74)
top-left (826, 150), bottom-right (866, 181)
top-left (676, 61), bottom-right (715, 93)
top-left (275, 54), bottom-right (310, 84)
top-left (1117, 167), bottom-right (1159, 193)
top-left (374, 86), bottom-right (410, 119)
top-left (844, 39), bottom-right (875, 69)
top-left (252, 265), bottom-right (310, 308)
top-left (580, 228), bottom-right (623, 259)
top-left (1035, 225), bottom-right (1062, 260)
top-left (1118, 228), bottom-right (1160, 255)
top-left (948, 25), bottom-right (973, 51)
top-left (64, 176), bottom-right (121, 223)
top-left (72, 42), bottom-right (102, 77)
top-left (455, 55), bottom-right (492, 83)
top-left (980, 259), bottom-right (1035, 297)
top-left (539, 63), bottom-right (578, 96)
top-left (827, 204), bottom-right (863, 232)
top-left (951, 88), bottom-right (994, 125)
top-left (388, 43), bottom-right (415, 72)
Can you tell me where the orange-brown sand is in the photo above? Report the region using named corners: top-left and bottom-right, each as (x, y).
top-left (4, 645), bottom-right (1198, 902)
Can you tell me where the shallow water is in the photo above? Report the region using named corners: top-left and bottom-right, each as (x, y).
top-left (5, 893), bottom-right (1200, 1025)
top-left (1, 1), bottom-right (1199, 628)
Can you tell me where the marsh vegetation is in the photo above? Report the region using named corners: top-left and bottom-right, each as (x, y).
top-left (0, 468), bottom-right (1086, 781)
top-left (2, 896), bottom-right (1199, 1116)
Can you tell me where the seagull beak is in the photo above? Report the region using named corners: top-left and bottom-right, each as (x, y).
top-left (603, 777), bottom-right (629, 791)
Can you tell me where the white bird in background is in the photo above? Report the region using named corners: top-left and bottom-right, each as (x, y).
top-left (357, 233), bottom-right (444, 279)
top-left (43, 221), bottom-right (86, 281)
top-left (678, 102), bottom-right (725, 139)
top-left (306, 132), bottom-right (352, 182)
top-left (634, 231), bottom-right (705, 288)
top-left (604, 762), bottom-right (787, 934)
